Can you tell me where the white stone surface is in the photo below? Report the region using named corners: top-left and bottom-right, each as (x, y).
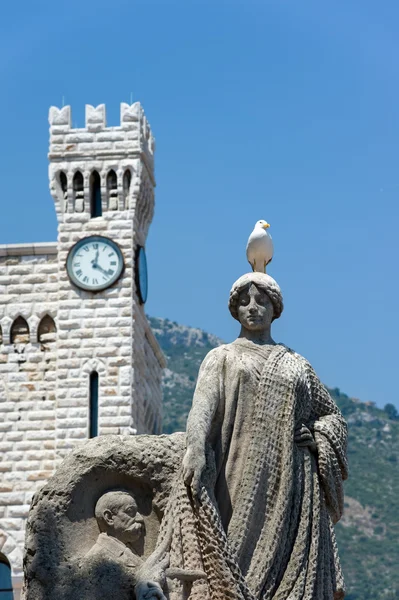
top-left (0, 101), bottom-right (164, 591)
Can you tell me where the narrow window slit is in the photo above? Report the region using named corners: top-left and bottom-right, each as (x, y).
top-left (90, 171), bottom-right (102, 218)
top-left (123, 170), bottom-right (131, 209)
top-left (107, 170), bottom-right (118, 210)
top-left (89, 371), bottom-right (99, 438)
top-left (73, 171), bottom-right (84, 212)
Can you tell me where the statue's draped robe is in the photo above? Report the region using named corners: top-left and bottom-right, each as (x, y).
top-left (164, 342), bottom-right (348, 600)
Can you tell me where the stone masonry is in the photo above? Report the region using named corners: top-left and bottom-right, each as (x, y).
top-left (0, 102), bottom-right (165, 598)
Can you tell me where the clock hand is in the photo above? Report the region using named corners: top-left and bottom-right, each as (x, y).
top-left (91, 248), bottom-right (100, 265)
top-left (93, 263), bottom-right (111, 277)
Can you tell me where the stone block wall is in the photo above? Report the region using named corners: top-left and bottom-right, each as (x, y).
top-left (0, 238), bottom-right (165, 591)
top-left (0, 102), bottom-right (165, 598)
top-left (0, 244), bottom-right (58, 586)
top-left (55, 211), bottom-right (136, 457)
top-left (132, 305), bottom-right (164, 434)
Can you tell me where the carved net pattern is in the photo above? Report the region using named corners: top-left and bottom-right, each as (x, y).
top-left (160, 346), bottom-right (347, 600)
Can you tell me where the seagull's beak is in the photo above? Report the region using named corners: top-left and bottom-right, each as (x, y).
top-left (262, 222), bottom-right (270, 229)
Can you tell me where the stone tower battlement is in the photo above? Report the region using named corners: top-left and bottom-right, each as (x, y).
top-left (48, 102), bottom-right (155, 239)
top-left (49, 103), bottom-right (155, 168)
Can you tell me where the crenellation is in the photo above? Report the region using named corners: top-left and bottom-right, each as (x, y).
top-left (85, 104), bottom-right (106, 131)
top-left (48, 106), bottom-right (71, 128)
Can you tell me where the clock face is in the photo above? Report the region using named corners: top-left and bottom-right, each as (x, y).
top-left (66, 236), bottom-right (124, 292)
top-left (135, 246), bottom-right (148, 304)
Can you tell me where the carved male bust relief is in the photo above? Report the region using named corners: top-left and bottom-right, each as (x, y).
top-left (86, 490), bottom-right (167, 600)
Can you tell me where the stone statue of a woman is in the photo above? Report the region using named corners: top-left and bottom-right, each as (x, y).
top-left (181, 272), bottom-right (348, 600)
top-left (22, 272), bottom-right (348, 600)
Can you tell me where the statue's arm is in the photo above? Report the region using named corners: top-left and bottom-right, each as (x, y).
top-left (304, 361), bottom-right (348, 522)
top-left (186, 350), bottom-right (222, 449)
top-left (183, 348), bottom-right (225, 494)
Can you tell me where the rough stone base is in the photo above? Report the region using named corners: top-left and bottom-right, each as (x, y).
top-left (22, 433), bottom-right (185, 600)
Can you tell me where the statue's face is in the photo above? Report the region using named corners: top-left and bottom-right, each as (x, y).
top-left (237, 284), bottom-right (274, 331)
top-left (105, 495), bottom-right (145, 544)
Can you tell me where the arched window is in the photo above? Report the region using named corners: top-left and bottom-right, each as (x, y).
top-left (73, 171), bottom-right (84, 212)
top-left (89, 371), bottom-right (99, 438)
top-left (59, 171), bottom-right (67, 196)
top-left (90, 171), bottom-right (102, 218)
top-left (0, 553), bottom-right (13, 600)
top-left (10, 317), bottom-right (29, 344)
top-left (123, 169), bottom-right (131, 208)
top-left (38, 315), bottom-right (57, 344)
top-left (107, 170), bottom-right (118, 211)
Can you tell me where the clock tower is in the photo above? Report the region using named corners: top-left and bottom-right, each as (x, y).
top-left (48, 102), bottom-right (165, 459)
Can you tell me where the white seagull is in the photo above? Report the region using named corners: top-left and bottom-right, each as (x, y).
top-left (246, 220), bottom-right (274, 273)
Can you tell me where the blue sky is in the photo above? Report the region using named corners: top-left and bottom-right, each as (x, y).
top-left (1, 0), bottom-right (398, 408)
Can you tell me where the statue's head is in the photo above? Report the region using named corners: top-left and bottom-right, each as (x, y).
top-left (95, 490), bottom-right (145, 545)
top-left (229, 273), bottom-right (283, 331)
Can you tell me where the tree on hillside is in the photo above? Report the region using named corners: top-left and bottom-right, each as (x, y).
top-left (384, 403), bottom-right (398, 421)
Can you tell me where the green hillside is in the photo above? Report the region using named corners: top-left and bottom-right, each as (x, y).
top-left (149, 316), bottom-right (399, 600)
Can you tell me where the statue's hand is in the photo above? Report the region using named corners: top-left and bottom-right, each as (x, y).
top-left (182, 447), bottom-right (206, 497)
top-left (295, 424), bottom-right (317, 453)
top-left (135, 580), bottom-right (166, 600)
